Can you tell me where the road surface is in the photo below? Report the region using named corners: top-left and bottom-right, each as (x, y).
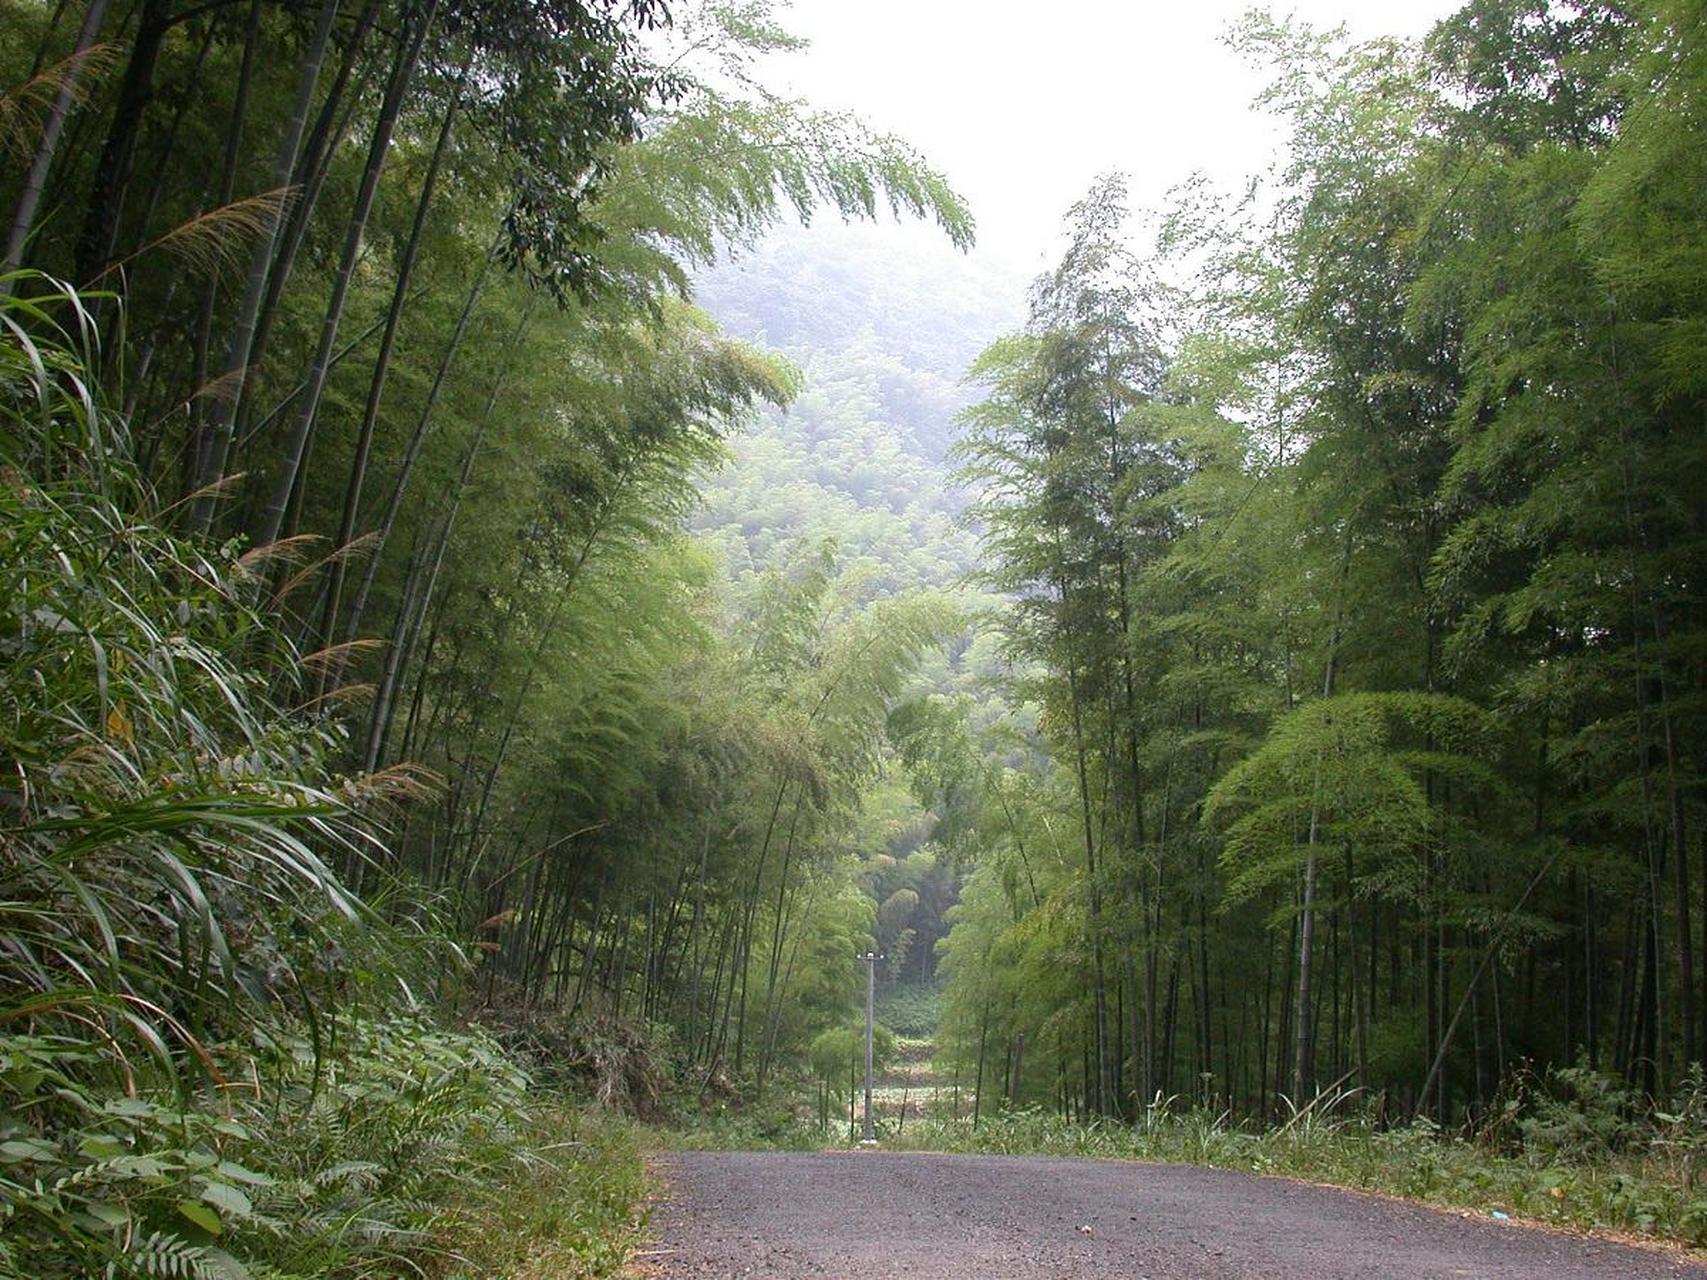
top-left (640, 1150), bottom-right (1707, 1278)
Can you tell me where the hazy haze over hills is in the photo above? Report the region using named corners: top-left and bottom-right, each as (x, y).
top-left (691, 0), bottom-right (1462, 588)
top-left (691, 224), bottom-right (1013, 591)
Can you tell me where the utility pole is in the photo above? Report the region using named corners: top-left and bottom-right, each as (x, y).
top-left (859, 949), bottom-right (884, 1144)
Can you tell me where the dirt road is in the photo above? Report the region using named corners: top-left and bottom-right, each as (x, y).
top-left (641, 1151), bottom-right (1707, 1278)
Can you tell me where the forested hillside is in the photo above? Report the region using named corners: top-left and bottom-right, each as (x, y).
top-left (686, 228), bottom-right (1024, 992)
top-left (3, 0), bottom-right (1707, 1272)
top-left (692, 225), bottom-right (1017, 590)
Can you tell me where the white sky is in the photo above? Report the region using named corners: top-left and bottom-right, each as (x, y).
top-left (754, 0), bottom-right (1461, 273)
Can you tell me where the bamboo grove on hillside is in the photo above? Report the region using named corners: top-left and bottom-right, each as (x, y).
top-left (925, 1), bottom-right (1707, 1126)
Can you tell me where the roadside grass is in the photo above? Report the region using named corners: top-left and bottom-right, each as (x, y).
top-left (439, 1106), bottom-right (645, 1279)
top-left (652, 1107), bottom-right (830, 1153)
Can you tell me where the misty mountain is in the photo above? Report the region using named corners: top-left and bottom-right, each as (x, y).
top-left (691, 223), bottom-right (1024, 591)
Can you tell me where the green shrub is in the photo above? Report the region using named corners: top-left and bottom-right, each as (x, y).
top-left (1519, 1062), bottom-right (1643, 1161)
top-left (0, 1015), bottom-right (533, 1278)
top-left (0, 274), bottom-right (391, 1065)
top-left (875, 983), bottom-right (940, 1037)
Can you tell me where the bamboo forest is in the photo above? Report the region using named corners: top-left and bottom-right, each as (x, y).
top-left (3, 0), bottom-right (1707, 1276)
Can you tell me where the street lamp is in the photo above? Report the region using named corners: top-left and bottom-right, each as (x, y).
top-left (858, 949), bottom-right (884, 1144)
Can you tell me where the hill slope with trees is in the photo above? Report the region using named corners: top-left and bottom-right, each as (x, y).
top-left (6, 0), bottom-right (1707, 1271)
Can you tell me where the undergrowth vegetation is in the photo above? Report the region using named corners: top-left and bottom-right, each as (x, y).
top-left (875, 984), bottom-right (940, 1039)
top-left (438, 1109), bottom-right (644, 1280)
top-left (0, 275), bottom-right (642, 1279)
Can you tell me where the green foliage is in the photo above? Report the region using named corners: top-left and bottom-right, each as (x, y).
top-left (0, 1014), bottom-right (546, 1279)
top-left (0, 272), bottom-right (371, 1060)
top-left (876, 984), bottom-right (941, 1038)
top-left (806, 1024), bottom-right (896, 1085)
top-left (0, 270), bottom-right (601, 1279)
top-left (17, 0), bottom-right (1707, 1262)
top-left (1206, 692), bottom-right (1504, 905)
top-left (1516, 1064), bottom-right (1641, 1161)
top-left (438, 1107), bottom-right (644, 1279)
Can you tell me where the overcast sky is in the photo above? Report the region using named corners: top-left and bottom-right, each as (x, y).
top-left (752, 0), bottom-right (1461, 273)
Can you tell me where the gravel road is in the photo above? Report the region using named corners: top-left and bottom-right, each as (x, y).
top-left (640, 1151), bottom-right (1707, 1279)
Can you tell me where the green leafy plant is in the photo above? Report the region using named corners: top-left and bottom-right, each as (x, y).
top-left (0, 275), bottom-right (597, 1280)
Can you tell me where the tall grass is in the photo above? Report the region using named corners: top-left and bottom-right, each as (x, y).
top-left (0, 274), bottom-right (643, 1279)
top-left (2, 274), bottom-right (371, 1055)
